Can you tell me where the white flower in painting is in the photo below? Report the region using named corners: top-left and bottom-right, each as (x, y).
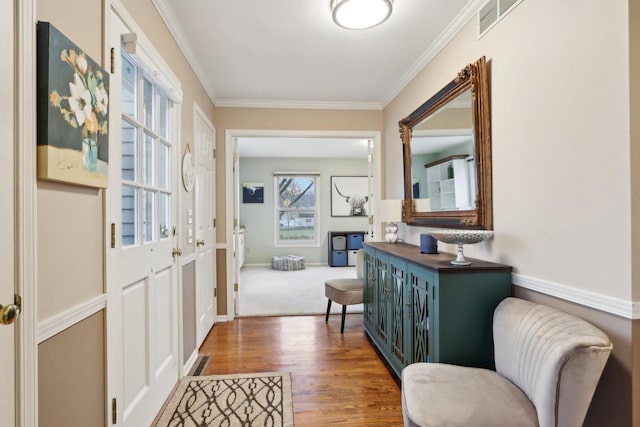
top-left (75, 54), bottom-right (88, 74)
top-left (95, 85), bottom-right (108, 115)
top-left (67, 73), bottom-right (92, 126)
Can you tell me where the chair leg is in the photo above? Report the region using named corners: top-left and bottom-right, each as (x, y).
top-left (341, 305), bottom-right (347, 334)
top-left (325, 299), bottom-right (332, 323)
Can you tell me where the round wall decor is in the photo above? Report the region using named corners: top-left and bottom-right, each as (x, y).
top-left (182, 148), bottom-right (195, 192)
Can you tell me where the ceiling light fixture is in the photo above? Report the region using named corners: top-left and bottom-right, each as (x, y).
top-left (331, 0), bottom-right (393, 30)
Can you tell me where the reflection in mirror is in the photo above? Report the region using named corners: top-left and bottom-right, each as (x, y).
top-left (410, 88), bottom-right (477, 212)
top-left (400, 56), bottom-right (492, 229)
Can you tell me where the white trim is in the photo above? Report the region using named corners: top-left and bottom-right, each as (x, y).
top-left (512, 273), bottom-right (640, 320)
top-left (16, 0), bottom-right (38, 425)
top-left (226, 129), bottom-right (382, 318)
top-left (216, 98), bottom-right (382, 111)
top-left (180, 253), bottom-right (197, 266)
top-left (182, 349), bottom-right (198, 376)
top-left (381, 0), bottom-right (485, 108)
top-left (36, 295), bottom-right (107, 344)
top-left (111, 0), bottom-right (183, 103)
top-left (151, 0), bottom-right (216, 104)
top-left (216, 315), bottom-right (230, 323)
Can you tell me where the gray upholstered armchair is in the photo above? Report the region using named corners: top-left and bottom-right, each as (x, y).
top-left (401, 297), bottom-right (612, 427)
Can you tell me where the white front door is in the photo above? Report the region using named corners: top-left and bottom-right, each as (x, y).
top-left (0, 0), bottom-right (16, 424)
top-left (108, 11), bottom-right (179, 426)
top-left (194, 106), bottom-right (216, 346)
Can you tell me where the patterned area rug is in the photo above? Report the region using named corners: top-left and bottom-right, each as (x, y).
top-left (156, 372), bottom-right (294, 427)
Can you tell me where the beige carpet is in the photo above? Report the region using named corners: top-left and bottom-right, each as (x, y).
top-left (238, 265), bottom-right (364, 317)
top-left (156, 372), bottom-right (294, 427)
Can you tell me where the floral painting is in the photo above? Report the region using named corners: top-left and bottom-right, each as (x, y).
top-left (36, 21), bottom-right (109, 188)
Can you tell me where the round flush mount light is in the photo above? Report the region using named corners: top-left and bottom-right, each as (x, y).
top-left (331, 0), bottom-right (393, 30)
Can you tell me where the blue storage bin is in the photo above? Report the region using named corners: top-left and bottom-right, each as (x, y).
top-left (332, 250), bottom-right (347, 266)
top-left (347, 233), bottom-right (364, 250)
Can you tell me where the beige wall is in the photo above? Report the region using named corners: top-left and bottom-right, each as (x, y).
top-left (213, 107), bottom-right (383, 244)
top-left (387, 0), bottom-right (631, 300)
top-left (384, 0), bottom-right (635, 424)
top-left (38, 311), bottom-right (105, 427)
top-left (630, 0), bottom-right (640, 303)
top-left (36, 0), bottom-right (215, 424)
top-left (121, 0), bottom-right (215, 259)
top-left (212, 107), bottom-right (382, 315)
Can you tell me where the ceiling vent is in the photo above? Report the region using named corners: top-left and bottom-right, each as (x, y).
top-left (478, 0), bottom-right (524, 37)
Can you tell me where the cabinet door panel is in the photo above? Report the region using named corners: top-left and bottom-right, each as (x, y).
top-left (363, 247), bottom-right (376, 328)
top-left (409, 265), bottom-right (434, 364)
top-left (389, 256), bottom-right (408, 370)
top-left (375, 253), bottom-right (389, 344)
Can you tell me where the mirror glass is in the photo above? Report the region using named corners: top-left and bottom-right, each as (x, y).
top-left (400, 56), bottom-right (492, 229)
top-left (410, 88), bottom-right (476, 212)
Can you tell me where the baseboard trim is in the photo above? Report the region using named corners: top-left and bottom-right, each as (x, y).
top-left (36, 294), bottom-right (107, 343)
top-left (512, 273), bottom-right (640, 320)
top-left (216, 315), bottom-right (230, 322)
top-left (183, 349), bottom-right (198, 376)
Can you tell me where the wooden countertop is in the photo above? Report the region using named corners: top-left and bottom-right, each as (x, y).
top-left (364, 242), bottom-right (512, 273)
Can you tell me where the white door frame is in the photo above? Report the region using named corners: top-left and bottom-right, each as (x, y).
top-left (224, 129), bottom-right (382, 320)
top-left (15, 0), bottom-right (38, 426)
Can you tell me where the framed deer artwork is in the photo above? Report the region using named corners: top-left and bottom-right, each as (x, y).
top-left (330, 176), bottom-right (370, 217)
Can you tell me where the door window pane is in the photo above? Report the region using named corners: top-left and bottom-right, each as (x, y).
top-left (156, 140), bottom-right (169, 189)
top-left (143, 134), bottom-right (154, 185)
top-left (121, 120), bottom-right (137, 181)
top-left (143, 78), bottom-right (154, 130)
top-left (121, 55), bottom-right (136, 117)
top-left (158, 94), bottom-right (169, 139)
top-left (157, 192), bottom-right (170, 239)
top-left (122, 185), bottom-right (137, 246)
top-left (143, 190), bottom-right (155, 242)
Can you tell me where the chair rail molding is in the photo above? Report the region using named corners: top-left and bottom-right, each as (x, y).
top-left (512, 273), bottom-right (640, 320)
top-left (36, 294), bottom-right (107, 344)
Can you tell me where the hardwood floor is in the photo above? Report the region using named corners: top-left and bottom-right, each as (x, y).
top-left (199, 314), bottom-right (404, 426)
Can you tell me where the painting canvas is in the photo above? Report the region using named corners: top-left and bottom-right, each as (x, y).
top-left (36, 21), bottom-right (109, 188)
top-left (243, 182), bottom-right (264, 203)
top-left (331, 176), bottom-right (370, 217)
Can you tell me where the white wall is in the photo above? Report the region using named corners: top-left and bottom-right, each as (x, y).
top-left (239, 157), bottom-right (369, 264)
top-left (385, 0), bottom-right (631, 300)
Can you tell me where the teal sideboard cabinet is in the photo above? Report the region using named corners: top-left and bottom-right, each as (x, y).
top-left (363, 242), bottom-right (512, 378)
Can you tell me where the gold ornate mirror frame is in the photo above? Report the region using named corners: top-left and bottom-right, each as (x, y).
top-left (399, 56), bottom-right (492, 229)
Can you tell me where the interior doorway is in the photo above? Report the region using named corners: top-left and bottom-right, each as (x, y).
top-left (225, 131), bottom-right (382, 318)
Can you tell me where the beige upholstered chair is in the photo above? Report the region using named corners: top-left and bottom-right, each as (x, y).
top-left (402, 297), bottom-right (612, 427)
top-left (325, 249), bottom-right (364, 333)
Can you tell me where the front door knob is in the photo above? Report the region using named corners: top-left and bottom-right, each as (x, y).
top-left (172, 248), bottom-right (182, 258)
top-left (196, 239), bottom-right (205, 247)
top-left (0, 295), bottom-right (21, 325)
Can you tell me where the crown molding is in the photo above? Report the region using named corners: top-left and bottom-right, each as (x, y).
top-left (151, 0), bottom-right (217, 104)
top-left (215, 98), bottom-right (383, 111)
top-left (381, 0), bottom-right (485, 108)
top-left (512, 273), bottom-right (640, 320)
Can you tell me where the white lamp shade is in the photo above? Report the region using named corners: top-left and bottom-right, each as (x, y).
top-left (377, 199), bottom-right (402, 223)
top-left (331, 0), bottom-right (393, 30)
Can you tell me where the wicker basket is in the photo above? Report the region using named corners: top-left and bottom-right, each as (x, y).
top-left (271, 255), bottom-right (305, 271)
